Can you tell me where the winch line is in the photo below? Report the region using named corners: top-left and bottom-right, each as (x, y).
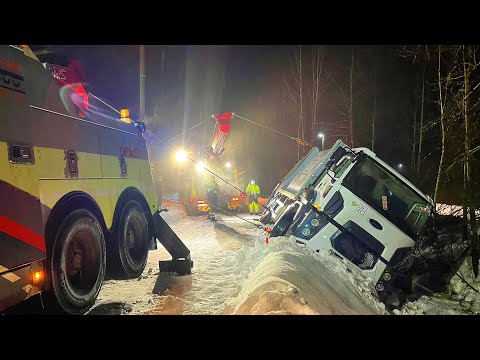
top-left (233, 113), bottom-right (313, 147)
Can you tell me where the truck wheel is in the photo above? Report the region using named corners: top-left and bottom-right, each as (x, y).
top-left (48, 209), bottom-right (106, 315)
top-left (110, 200), bottom-right (149, 279)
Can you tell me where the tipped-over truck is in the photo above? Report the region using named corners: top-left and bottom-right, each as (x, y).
top-left (261, 140), bottom-right (434, 307)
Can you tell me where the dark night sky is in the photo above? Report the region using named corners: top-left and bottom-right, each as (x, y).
top-left (47, 45), bottom-right (427, 196)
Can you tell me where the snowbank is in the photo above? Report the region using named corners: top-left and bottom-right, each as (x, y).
top-left (400, 256), bottom-right (480, 315)
top-left (95, 200), bottom-right (387, 315)
top-left (448, 257), bottom-right (480, 313)
top-left (224, 236), bottom-right (386, 315)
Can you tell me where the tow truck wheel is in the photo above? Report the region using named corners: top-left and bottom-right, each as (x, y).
top-left (109, 200), bottom-right (149, 279)
top-left (47, 209), bottom-right (106, 315)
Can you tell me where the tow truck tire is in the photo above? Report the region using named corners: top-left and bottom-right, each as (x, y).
top-left (109, 200), bottom-right (149, 279)
top-left (47, 209), bottom-right (106, 315)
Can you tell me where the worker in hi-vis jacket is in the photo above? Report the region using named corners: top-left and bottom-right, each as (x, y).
top-left (245, 179), bottom-right (260, 215)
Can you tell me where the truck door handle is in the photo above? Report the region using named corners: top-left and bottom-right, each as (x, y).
top-left (369, 218), bottom-right (383, 230)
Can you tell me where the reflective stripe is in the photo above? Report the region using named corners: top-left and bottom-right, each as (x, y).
top-left (0, 264), bottom-right (21, 283)
top-left (0, 215), bottom-right (46, 252)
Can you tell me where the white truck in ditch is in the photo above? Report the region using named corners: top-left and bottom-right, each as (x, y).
top-left (260, 140), bottom-right (434, 307)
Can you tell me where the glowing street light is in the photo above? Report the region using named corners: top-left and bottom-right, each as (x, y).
top-left (397, 163), bottom-right (404, 171)
top-left (225, 161), bottom-right (232, 168)
top-left (317, 132), bottom-right (325, 150)
top-left (175, 149), bottom-right (188, 162)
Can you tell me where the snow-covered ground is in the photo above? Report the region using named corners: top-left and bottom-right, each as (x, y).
top-left (224, 238), bottom-right (385, 315)
top-left (90, 200), bottom-right (386, 315)
top-left (398, 257), bottom-right (480, 315)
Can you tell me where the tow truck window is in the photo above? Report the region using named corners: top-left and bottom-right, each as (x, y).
top-left (342, 157), bottom-right (431, 241)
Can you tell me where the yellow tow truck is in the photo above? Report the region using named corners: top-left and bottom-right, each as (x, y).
top-left (0, 45), bottom-right (192, 314)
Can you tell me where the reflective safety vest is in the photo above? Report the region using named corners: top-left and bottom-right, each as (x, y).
top-left (245, 183), bottom-right (260, 195)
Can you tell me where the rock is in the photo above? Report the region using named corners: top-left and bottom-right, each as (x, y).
top-left (148, 268), bottom-right (153, 275)
top-left (122, 303), bottom-right (133, 313)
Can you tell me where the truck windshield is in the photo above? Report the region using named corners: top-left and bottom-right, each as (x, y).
top-left (342, 156), bottom-right (432, 240)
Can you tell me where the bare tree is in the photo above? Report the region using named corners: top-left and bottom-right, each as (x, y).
top-left (371, 60), bottom-right (376, 151)
top-left (285, 46), bottom-right (304, 160)
top-left (349, 47), bottom-right (354, 147)
top-left (417, 65), bottom-right (426, 178)
top-left (411, 71), bottom-right (419, 176)
top-left (434, 45), bottom-right (457, 204)
top-left (310, 46), bottom-right (330, 144)
top-left (461, 45), bottom-right (480, 276)
top-left (332, 46), bottom-right (355, 147)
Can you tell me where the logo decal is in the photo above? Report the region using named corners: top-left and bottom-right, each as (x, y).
top-left (382, 196), bottom-right (388, 210)
top-left (356, 203), bottom-right (368, 215)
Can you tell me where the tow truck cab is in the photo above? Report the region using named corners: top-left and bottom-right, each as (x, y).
top-left (263, 140), bottom-right (434, 305)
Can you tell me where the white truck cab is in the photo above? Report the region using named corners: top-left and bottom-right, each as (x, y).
top-left (262, 140), bottom-right (434, 306)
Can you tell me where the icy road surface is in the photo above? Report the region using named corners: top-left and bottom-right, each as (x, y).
top-left (89, 201), bottom-right (385, 315)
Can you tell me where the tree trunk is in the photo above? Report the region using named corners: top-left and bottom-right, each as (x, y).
top-left (299, 46), bottom-right (303, 159)
top-left (371, 61), bottom-right (376, 151)
top-left (416, 65), bottom-right (425, 178)
top-left (434, 46), bottom-right (446, 204)
top-left (312, 46), bottom-right (319, 145)
top-left (463, 45), bottom-right (479, 277)
top-left (349, 47), bottom-right (355, 147)
top-left (412, 71), bottom-right (419, 176)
